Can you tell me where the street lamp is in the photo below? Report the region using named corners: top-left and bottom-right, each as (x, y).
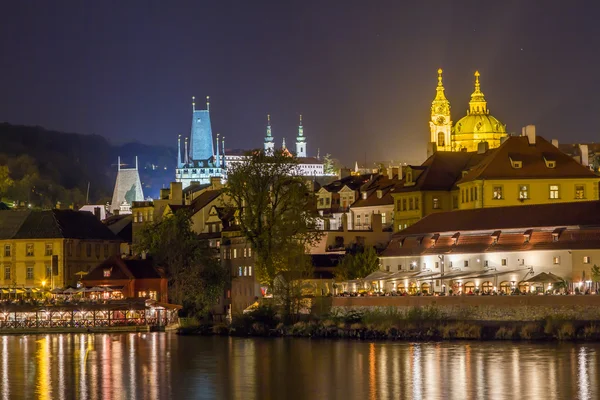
top-left (41, 280), bottom-right (46, 288)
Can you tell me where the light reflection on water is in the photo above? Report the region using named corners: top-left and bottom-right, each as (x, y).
top-left (0, 334), bottom-right (598, 399)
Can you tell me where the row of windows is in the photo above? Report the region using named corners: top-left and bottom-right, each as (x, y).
top-left (134, 211), bottom-right (154, 223)
top-left (3, 264), bottom-right (54, 281)
top-left (237, 266), bottom-right (253, 277)
top-left (223, 247), bottom-right (253, 260)
top-left (385, 255), bottom-right (596, 272)
top-left (5, 242), bottom-right (112, 258)
top-left (490, 184), bottom-right (585, 201)
top-left (397, 197), bottom-right (420, 212)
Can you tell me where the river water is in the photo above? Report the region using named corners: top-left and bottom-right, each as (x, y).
top-left (0, 333), bottom-right (598, 399)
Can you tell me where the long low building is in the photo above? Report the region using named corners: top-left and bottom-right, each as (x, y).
top-left (378, 201), bottom-right (600, 295)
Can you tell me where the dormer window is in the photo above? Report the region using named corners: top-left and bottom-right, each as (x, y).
top-left (362, 192), bottom-right (367, 200)
top-left (376, 190), bottom-right (383, 199)
top-left (398, 238), bottom-right (405, 248)
top-left (452, 232), bottom-right (460, 245)
top-left (552, 228), bottom-right (565, 242)
top-left (523, 229), bottom-right (533, 244)
top-left (511, 160), bottom-right (522, 169)
top-left (546, 161), bottom-right (556, 168)
top-left (462, 171), bottom-right (468, 178)
top-left (406, 171), bottom-right (412, 183)
top-left (491, 230), bottom-right (501, 244)
top-left (103, 268), bottom-right (111, 278)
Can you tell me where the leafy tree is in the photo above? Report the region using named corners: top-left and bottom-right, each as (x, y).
top-left (323, 153), bottom-right (336, 175)
top-left (335, 246), bottom-right (380, 281)
top-left (591, 265), bottom-right (600, 292)
top-left (0, 165), bottom-right (14, 198)
top-left (222, 149), bottom-right (323, 290)
top-left (136, 209), bottom-right (227, 316)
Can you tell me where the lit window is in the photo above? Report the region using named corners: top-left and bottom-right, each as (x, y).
top-left (493, 186), bottom-right (503, 200)
top-left (26, 266), bottom-right (34, 280)
top-left (238, 267), bottom-right (242, 276)
top-left (549, 185), bottom-right (559, 199)
top-left (432, 198), bottom-right (440, 209)
top-left (381, 213), bottom-right (386, 224)
top-left (519, 185), bottom-right (529, 200)
top-left (553, 256), bottom-right (560, 265)
top-left (26, 243), bottom-right (34, 257)
top-left (243, 248), bottom-right (247, 258)
top-left (511, 160), bottom-right (522, 169)
top-left (575, 185), bottom-right (585, 199)
top-left (248, 247), bottom-right (252, 257)
top-left (244, 266), bottom-right (247, 276)
top-left (233, 249), bottom-right (237, 258)
top-left (103, 269), bottom-right (111, 277)
top-left (4, 245), bottom-right (10, 257)
top-left (248, 266), bottom-right (252, 276)
top-left (4, 266), bottom-right (10, 280)
top-left (584, 256), bottom-right (591, 264)
top-left (501, 259), bottom-right (507, 266)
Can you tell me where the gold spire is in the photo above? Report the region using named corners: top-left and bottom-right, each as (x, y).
top-left (469, 70), bottom-right (488, 115)
top-left (433, 68), bottom-right (448, 102)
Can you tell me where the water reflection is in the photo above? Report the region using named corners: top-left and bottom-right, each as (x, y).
top-left (0, 334), bottom-right (599, 399)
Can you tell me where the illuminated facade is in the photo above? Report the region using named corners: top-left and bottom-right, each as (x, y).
top-left (176, 96), bottom-right (226, 190)
top-left (430, 69), bottom-right (507, 153)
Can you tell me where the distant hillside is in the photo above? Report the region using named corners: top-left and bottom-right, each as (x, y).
top-left (0, 123), bottom-right (176, 207)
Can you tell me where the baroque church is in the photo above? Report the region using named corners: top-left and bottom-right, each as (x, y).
top-left (429, 69), bottom-right (507, 154)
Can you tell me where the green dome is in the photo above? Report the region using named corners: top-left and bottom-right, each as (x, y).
top-left (453, 113), bottom-right (506, 136)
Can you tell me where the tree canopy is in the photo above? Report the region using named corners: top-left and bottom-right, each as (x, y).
top-left (136, 209), bottom-right (227, 316)
top-left (335, 245), bottom-right (380, 281)
top-left (222, 149), bottom-right (322, 288)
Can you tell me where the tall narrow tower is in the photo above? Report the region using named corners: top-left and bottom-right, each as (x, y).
top-left (429, 68), bottom-right (452, 152)
top-left (264, 114), bottom-right (275, 154)
top-left (296, 114), bottom-right (306, 157)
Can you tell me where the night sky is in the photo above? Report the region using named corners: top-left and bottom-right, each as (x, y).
top-left (1, 0), bottom-right (599, 165)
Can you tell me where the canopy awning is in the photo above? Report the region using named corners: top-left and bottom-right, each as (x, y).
top-left (523, 272), bottom-right (564, 284)
top-left (363, 271), bottom-right (392, 281)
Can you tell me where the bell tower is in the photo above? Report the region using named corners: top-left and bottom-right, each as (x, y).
top-left (429, 68), bottom-right (452, 152)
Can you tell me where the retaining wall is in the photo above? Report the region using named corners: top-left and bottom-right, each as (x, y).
top-left (332, 295), bottom-right (600, 321)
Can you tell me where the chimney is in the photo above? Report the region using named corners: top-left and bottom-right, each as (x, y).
top-left (210, 176), bottom-right (222, 189)
top-left (387, 166), bottom-right (393, 180)
top-left (551, 139), bottom-right (559, 148)
top-left (341, 213), bottom-right (348, 232)
top-left (169, 182), bottom-right (183, 205)
top-left (376, 190), bottom-right (383, 199)
top-left (371, 213), bottom-right (382, 232)
top-left (579, 144), bottom-right (589, 167)
top-left (160, 188), bottom-right (170, 200)
top-left (522, 125), bottom-right (536, 145)
top-left (477, 141), bottom-right (489, 154)
top-left (93, 207), bottom-right (101, 220)
top-left (427, 142), bottom-right (437, 158)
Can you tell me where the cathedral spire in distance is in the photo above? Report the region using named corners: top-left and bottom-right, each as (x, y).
top-left (469, 70), bottom-right (488, 115)
top-left (264, 114), bottom-right (274, 153)
top-left (296, 114), bottom-right (306, 157)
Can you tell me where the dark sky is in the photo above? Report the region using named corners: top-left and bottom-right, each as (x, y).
top-left (1, 0), bottom-right (599, 165)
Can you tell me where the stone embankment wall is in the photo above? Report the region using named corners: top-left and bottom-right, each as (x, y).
top-left (332, 296), bottom-right (600, 321)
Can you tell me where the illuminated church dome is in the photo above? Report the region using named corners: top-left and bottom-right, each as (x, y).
top-left (429, 70), bottom-right (507, 153)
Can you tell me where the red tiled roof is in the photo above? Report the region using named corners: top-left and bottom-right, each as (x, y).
top-left (457, 136), bottom-right (597, 184)
top-left (397, 201), bottom-right (600, 236)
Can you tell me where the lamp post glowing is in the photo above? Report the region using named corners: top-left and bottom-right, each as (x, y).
top-left (41, 280), bottom-right (46, 288)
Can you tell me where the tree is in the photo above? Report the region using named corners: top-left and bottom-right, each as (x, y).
top-left (136, 209), bottom-right (227, 316)
top-left (335, 246), bottom-right (380, 281)
top-left (0, 165), bottom-right (14, 198)
top-left (591, 264), bottom-right (600, 292)
top-left (222, 149), bottom-right (323, 290)
top-left (323, 153), bottom-right (335, 175)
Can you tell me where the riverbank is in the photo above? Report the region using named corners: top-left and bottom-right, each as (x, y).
top-left (179, 305), bottom-right (600, 341)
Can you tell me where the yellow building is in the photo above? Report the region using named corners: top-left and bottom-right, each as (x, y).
top-left (457, 128), bottom-right (600, 209)
top-left (430, 69), bottom-right (508, 153)
top-left (0, 210), bottom-right (122, 289)
top-left (392, 151), bottom-right (489, 231)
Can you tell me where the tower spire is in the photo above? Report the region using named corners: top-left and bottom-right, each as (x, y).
top-left (296, 114), bottom-right (306, 157)
top-left (206, 96), bottom-right (210, 112)
top-left (264, 114), bottom-right (274, 153)
top-left (429, 68), bottom-right (452, 153)
top-left (192, 96), bottom-right (195, 112)
top-left (215, 133), bottom-right (220, 168)
top-left (469, 70), bottom-right (488, 115)
top-left (184, 137), bottom-right (189, 164)
top-left (177, 135), bottom-right (182, 167)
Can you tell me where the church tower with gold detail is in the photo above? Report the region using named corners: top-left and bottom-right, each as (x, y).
top-left (429, 69), bottom-right (507, 154)
top-left (429, 68), bottom-right (452, 151)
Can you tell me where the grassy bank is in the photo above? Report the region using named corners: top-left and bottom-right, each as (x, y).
top-left (177, 306), bottom-right (600, 341)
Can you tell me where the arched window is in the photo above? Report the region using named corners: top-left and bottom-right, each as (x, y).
top-left (421, 282), bottom-right (431, 294)
top-left (464, 281), bottom-right (475, 294)
top-left (408, 282), bottom-right (417, 295)
top-left (500, 281), bottom-right (511, 294)
top-left (437, 132), bottom-right (445, 147)
top-left (482, 281), bottom-right (493, 293)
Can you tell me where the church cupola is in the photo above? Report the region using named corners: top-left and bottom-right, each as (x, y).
top-left (468, 71), bottom-right (488, 115)
top-left (264, 114), bottom-right (275, 154)
top-left (295, 114), bottom-right (307, 157)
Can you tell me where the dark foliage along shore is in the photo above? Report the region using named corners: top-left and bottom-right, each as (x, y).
top-left (178, 306), bottom-right (600, 342)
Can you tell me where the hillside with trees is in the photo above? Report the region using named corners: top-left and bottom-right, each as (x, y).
top-left (0, 123), bottom-right (176, 208)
